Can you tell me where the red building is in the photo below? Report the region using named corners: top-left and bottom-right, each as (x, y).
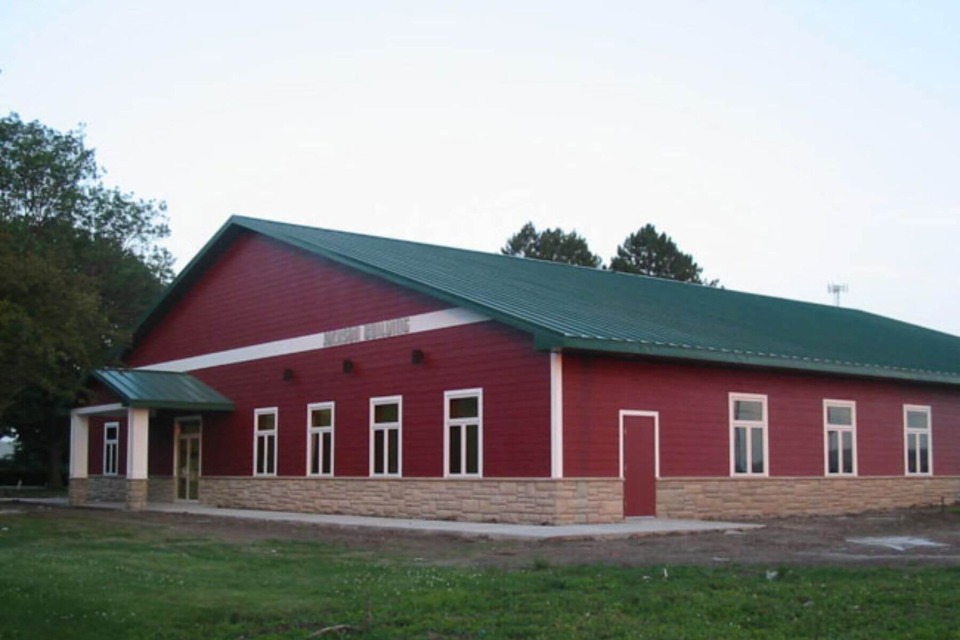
top-left (69, 216), bottom-right (960, 523)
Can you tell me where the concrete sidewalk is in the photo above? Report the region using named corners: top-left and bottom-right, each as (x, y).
top-left (14, 497), bottom-right (763, 540)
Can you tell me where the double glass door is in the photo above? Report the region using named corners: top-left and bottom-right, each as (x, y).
top-left (176, 419), bottom-right (201, 501)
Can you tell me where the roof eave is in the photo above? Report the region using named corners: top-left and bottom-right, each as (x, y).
top-left (125, 399), bottom-right (235, 411)
top-left (126, 217), bottom-right (960, 388)
top-left (556, 337), bottom-right (960, 387)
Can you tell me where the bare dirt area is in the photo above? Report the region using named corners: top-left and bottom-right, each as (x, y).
top-left (11, 502), bottom-right (960, 568)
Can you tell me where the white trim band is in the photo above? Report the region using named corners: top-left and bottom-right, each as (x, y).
top-left (139, 308), bottom-right (490, 373)
top-left (73, 403), bottom-right (125, 416)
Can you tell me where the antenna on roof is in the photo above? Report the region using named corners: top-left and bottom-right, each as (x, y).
top-left (827, 283), bottom-right (848, 307)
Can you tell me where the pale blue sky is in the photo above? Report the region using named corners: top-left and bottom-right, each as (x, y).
top-left (2, 1), bottom-right (959, 335)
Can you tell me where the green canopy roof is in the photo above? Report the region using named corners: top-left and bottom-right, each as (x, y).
top-left (94, 369), bottom-right (234, 411)
top-left (134, 215), bottom-right (960, 387)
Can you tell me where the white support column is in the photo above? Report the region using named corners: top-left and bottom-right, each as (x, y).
top-left (69, 411), bottom-right (90, 506)
top-left (69, 411), bottom-right (89, 480)
top-left (550, 351), bottom-right (564, 478)
top-left (126, 407), bottom-right (150, 480)
top-left (125, 407), bottom-right (150, 510)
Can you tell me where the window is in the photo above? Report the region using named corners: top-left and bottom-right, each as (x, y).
top-left (103, 422), bottom-right (119, 476)
top-left (307, 402), bottom-right (334, 476)
top-left (824, 400), bottom-right (856, 475)
top-left (445, 389), bottom-right (482, 477)
top-left (730, 393), bottom-right (768, 476)
top-left (370, 396), bottom-right (401, 476)
top-left (904, 405), bottom-right (932, 475)
top-left (254, 408), bottom-right (278, 476)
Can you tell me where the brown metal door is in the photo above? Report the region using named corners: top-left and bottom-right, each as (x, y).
top-left (623, 415), bottom-right (656, 517)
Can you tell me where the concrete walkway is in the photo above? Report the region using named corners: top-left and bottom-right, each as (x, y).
top-left (15, 497), bottom-right (763, 540)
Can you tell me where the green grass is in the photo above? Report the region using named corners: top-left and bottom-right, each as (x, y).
top-left (0, 511), bottom-right (958, 639)
top-left (0, 486), bottom-right (67, 498)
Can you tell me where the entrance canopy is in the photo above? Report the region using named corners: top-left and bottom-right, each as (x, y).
top-left (68, 369), bottom-right (232, 510)
top-left (93, 368), bottom-right (234, 412)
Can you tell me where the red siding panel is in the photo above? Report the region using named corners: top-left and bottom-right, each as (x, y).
top-left (87, 416), bottom-right (127, 476)
top-left (88, 418), bottom-right (105, 475)
top-left (84, 412), bottom-right (173, 478)
top-left (931, 399), bottom-right (960, 474)
top-left (190, 321), bottom-right (551, 479)
top-left (122, 232), bottom-right (552, 479)
top-left (129, 233), bottom-right (446, 367)
top-left (148, 415), bottom-right (175, 476)
top-left (563, 355), bottom-right (960, 479)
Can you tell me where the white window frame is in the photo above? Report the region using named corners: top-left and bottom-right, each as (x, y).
top-left (253, 407), bottom-right (278, 476)
top-left (729, 393), bottom-right (769, 477)
top-left (444, 388), bottom-right (483, 478)
top-left (306, 402), bottom-right (335, 477)
top-left (904, 404), bottom-right (933, 476)
top-left (370, 396), bottom-right (402, 477)
top-left (823, 399), bottom-right (857, 476)
top-left (103, 421), bottom-right (119, 476)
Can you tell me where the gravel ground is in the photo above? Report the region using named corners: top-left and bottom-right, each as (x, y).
top-left (8, 502), bottom-right (960, 568)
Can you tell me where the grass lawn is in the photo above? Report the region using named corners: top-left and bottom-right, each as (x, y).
top-left (0, 509), bottom-right (957, 639)
top-left (0, 487), bottom-right (67, 499)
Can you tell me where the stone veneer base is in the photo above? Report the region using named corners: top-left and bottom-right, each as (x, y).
top-left (147, 476), bottom-right (175, 503)
top-left (657, 476), bottom-right (960, 519)
top-left (75, 475), bottom-right (960, 523)
top-left (84, 476), bottom-right (127, 503)
top-left (68, 477), bottom-right (88, 506)
top-left (200, 477), bottom-right (624, 525)
top-left (79, 476), bottom-right (174, 509)
top-left (125, 479), bottom-right (148, 510)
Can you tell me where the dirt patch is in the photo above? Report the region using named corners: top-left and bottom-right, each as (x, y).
top-left (15, 502), bottom-right (960, 568)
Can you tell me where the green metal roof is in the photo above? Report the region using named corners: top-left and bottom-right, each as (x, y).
top-left (94, 369), bottom-right (235, 411)
top-left (135, 215), bottom-right (960, 386)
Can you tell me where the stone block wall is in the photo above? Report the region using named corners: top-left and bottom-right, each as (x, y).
top-left (85, 476), bottom-right (126, 503)
top-left (78, 476), bottom-right (173, 508)
top-left (74, 474), bottom-right (960, 522)
top-left (147, 476), bottom-right (175, 503)
top-left (657, 476), bottom-right (960, 519)
top-left (200, 477), bottom-right (623, 524)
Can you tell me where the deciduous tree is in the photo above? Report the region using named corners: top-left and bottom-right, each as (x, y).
top-left (0, 113), bottom-right (173, 485)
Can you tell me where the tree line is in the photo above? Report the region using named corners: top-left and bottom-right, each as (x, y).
top-left (502, 221), bottom-right (718, 286)
top-left (1, 113), bottom-right (172, 486)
